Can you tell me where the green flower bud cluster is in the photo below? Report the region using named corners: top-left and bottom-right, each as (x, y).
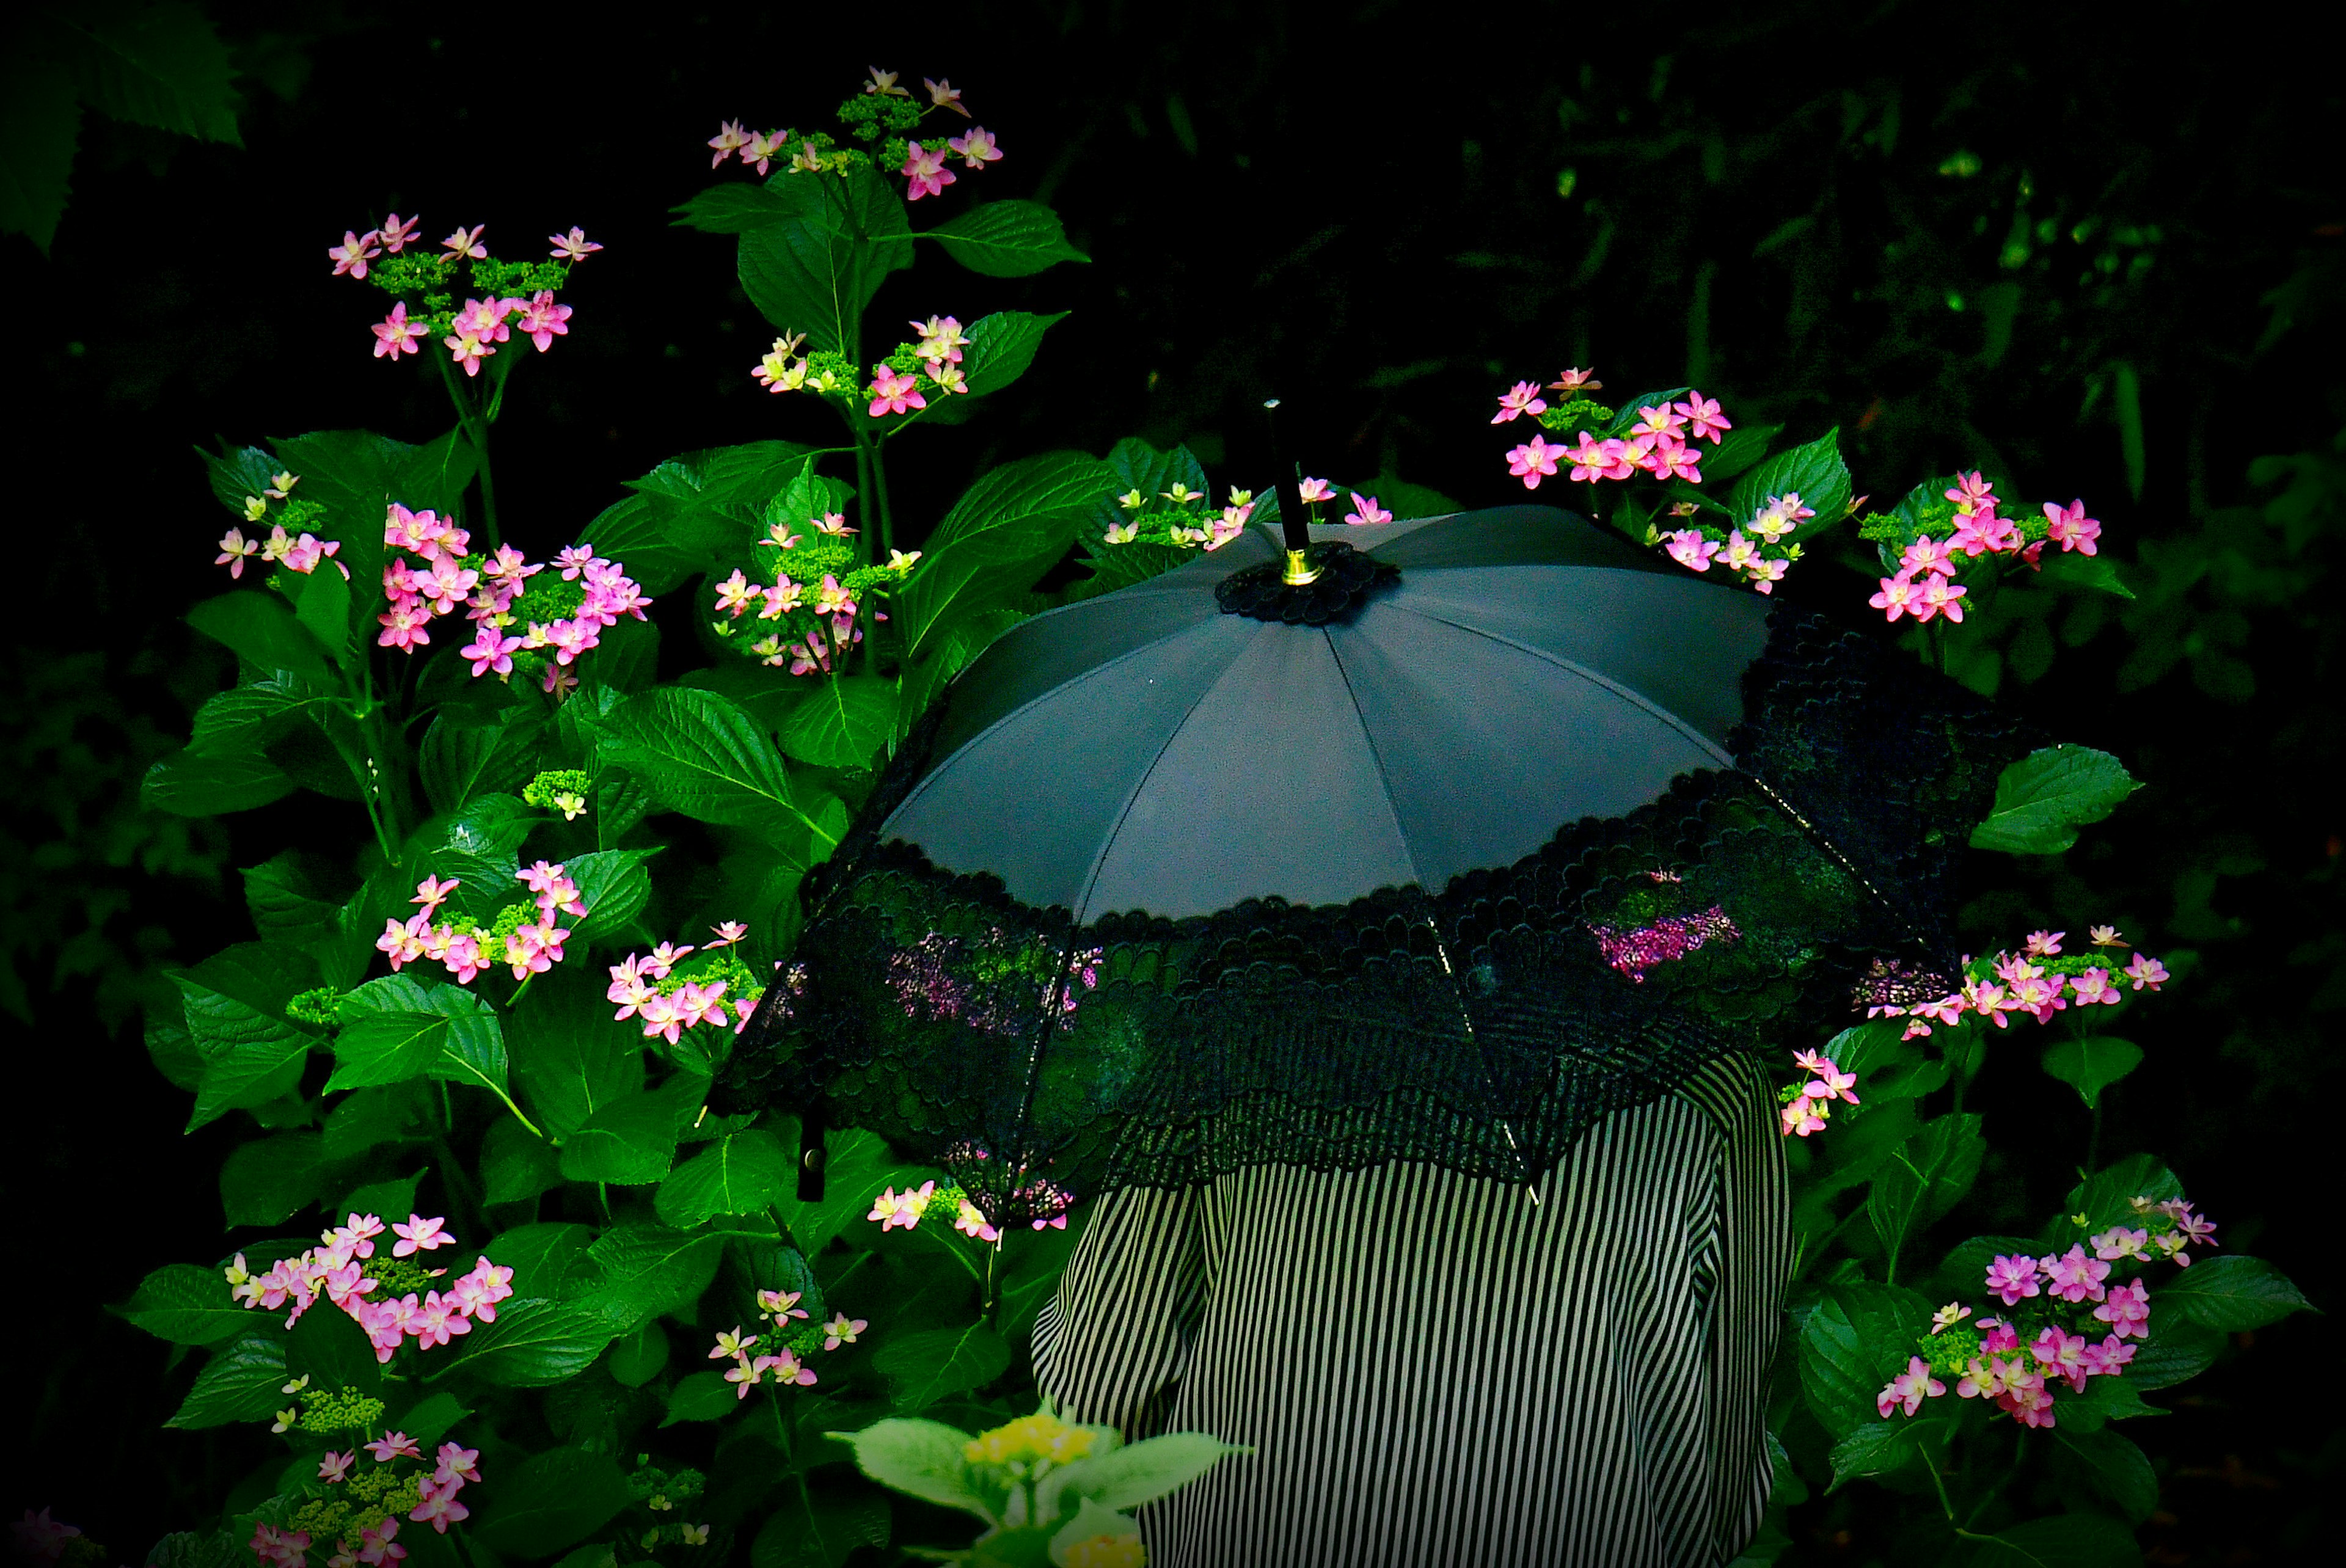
top-left (343, 1466), bottom-right (422, 1535)
top-left (1917, 1325), bottom-right (1982, 1377)
top-left (524, 768), bottom-right (594, 820)
top-left (484, 900), bottom-right (540, 950)
top-left (836, 93), bottom-right (925, 142)
top-left (471, 257), bottom-right (570, 299)
top-left (296, 1388), bottom-right (385, 1434)
top-left (365, 1255), bottom-right (450, 1297)
top-left (285, 1498), bottom-right (354, 1543)
top-left (1535, 397), bottom-right (1617, 433)
top-left (288, 986), bottom-right (345, 1027)
top-left (627, 1454), bottom-right (708, 1508)
top-left (664, 948), bottom-right (761, 1001)
top-left (365, 249), bottom-right (576, 332)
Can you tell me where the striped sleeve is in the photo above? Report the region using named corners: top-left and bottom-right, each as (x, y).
top-left (1032, 1180), bottom-right (1205, 1440)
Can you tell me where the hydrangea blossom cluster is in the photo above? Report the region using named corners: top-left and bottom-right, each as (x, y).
top-left (376, 865), bottom-right (580, 986)
top-left (709, 1282), bottom-right (865, 1399)
top-left (1097, 475), bottom-right (1399, 556)
top-left (707, 485), bottom-right (916, 675)
top-left (249, 1430), bottom-right (486, 1565)
top-left (748, 315), bottom-right (984, 435)
top-left (375, 511), bottom-right (651, 698)
top-left (706, 67), bottom-right (1001, 205)
top-left (328, 213), bottom-right (597, 374)
top-left (607, 924), bottom-right (766, 1046)
top-left (1777, 1048), bottom-right (1862, 1137)
top-left (1879, 1194), bottom-right (2214, 1431)
top-left (1865, 925), bottom-right (2168, 1042)
top-left (868, 1175), bottom-right (1073, 1238)
top-left (214, 474), bottom-right (349, 584)
top-left (225, 1212), bottom-right (513, 1366)
top-left (1856, 470), bottom-right (2102, 626)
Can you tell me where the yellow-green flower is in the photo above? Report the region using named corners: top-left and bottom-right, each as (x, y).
top-left (1062, 1535), bottom-right (1146, 1568)
top-left (963, 1411), bottom-right (1095, 1467)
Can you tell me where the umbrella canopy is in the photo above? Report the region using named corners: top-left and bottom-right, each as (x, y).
top-left (715, 506), bottom-right (2033, 1221)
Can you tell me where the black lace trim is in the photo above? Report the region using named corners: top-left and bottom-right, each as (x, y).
top-left (714, 603), bottom-right (2042, 1223)
top-left (1212, 541), bottom-right (1399, 624)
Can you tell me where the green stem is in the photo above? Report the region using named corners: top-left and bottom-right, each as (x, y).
top-left (434, 351), bottom-right (502, 549)
top-left (1920, 1448), bottom-right (1957, 1522)
top-left (872, 440), bottom-right (896, 561)
top-left (2087, 1097), bottom-right (2104, 1173)
top-left (929, 1224), bottom-right (985, 1285)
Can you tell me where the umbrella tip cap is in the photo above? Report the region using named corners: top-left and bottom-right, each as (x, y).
top-left (1282, 547), bottom-right (1323, 586)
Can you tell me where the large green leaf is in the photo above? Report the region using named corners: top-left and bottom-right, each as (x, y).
top-left (481, 1115), bottom-right (564, 1205)
top-left (750, 1487), bottom-right (891, 1568)
top-left (659, 1369), bottom-right (741, 1426)
top-left (672, 181), bottom-right (799, 233)
top-left (2051, 1427), bottom-right (2158, 1525)
top-left (1959, 1513), bottom-right (2141, 1568)
top-left (1824, 1419), bottom-right (1936, 1492)
top-left (144, 749), bottom-right (298, 817)
top-left (470, 1448), bottom-right (632, 1559)
top-left (896, 451), bottom-right (1116, 658)
top-left (1800, 1282), bottom-right (1932, 1438)
top-left (413, 793), bottom-right (537, 920)
top-left (329, 975), bottom-right (508, 1097)
top-left (175, 943), bottom-right (321, 1132)
top-left (166, 1332), bottom-right (288, 1428)
top-left (220, 1131), bottom-right (330, 1228)
top-left (286, 1288), bottom-right (384, 1397)
top-left (601, 686), bottom-right (831, 848)
top-left (778, 675), bottom-right (899, 770)
top-left (115, 1263), bottom-right (250, 1347)
top-left (1088, 437), bottom-right (1211, 540)
top-left (2124, 1307), bottom-right (2225, 1390)
top-left (836, 1418), bottom-right (993, 1521)
top-left (959, 310), bottom-right (1067, 398)
top-left (507, 972), bottom-right (647, 1139)
top-left (241, 853), bottom-right (342, 949)
top-left (427, 1296), bottom-right (627, 1387)
top-left (738, 164), bottom-right (915, 354)
top-left (484, 1222), bottom-right (597, 1300)
top-left (771, 1125), bottom-right (938, 1257)
top-left (0, 54), bottom-right (79, 253)
top-left (558, 1079), bottom-right (695, 1186)
top-left (657, 1131), bottom-right (797, 1227)
top-left (924, 200), bottom-right (1089, 277)
top-left (873, 1323), bottom-right (1012, 1413)
top-left (581, 1223), bottom-right (726, 1329)
top-left (1039, 1431), bottom-right (1249, 1514)
top-left (58, 4), bottom-right (241, 143)
top-left (186, 592), bottom-right (331, 682)
top-left (2154, 1254), bottom-right (2312, 1332)
top-left (1865, 1114), bottom-right (1987, 1277)
top-left (1968, 745), bottom-right (2140, 855)
top-left (561, 847), bottom-right (658, 946)
top-left (1726, 428), bottom-right (1852, 535)
top-left (629, 439), bottom-right (821, 509)
top-left (419, 709), bottom-right (544, 815)
top-left (2041, 1036), bottom-right (2143, 1110)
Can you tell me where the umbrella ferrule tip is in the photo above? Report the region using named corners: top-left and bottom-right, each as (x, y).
top-left (1281, 547), bottom-right (1323, 586)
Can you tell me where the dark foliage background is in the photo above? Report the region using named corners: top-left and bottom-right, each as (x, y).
top-left (3, 1), bottom-right (2337, 1559)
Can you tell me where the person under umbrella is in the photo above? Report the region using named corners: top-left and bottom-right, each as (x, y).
top-left (715, 502), bottom-right (2034, 1566)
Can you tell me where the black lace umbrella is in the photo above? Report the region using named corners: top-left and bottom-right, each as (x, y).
top-left (712, 506), bottom-right (2033, 1223)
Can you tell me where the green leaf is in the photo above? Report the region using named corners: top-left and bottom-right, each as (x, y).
top-left (484, 1222), bottom-right (597, 1300)
top-left (144, 748), bottom-right (298, 817)
top-left (2035, 550), bottom-right (2135, 599)
top-left (166, 1332), bottom-right (288, 1428)
top-left (507, 972), bottom-right (646, 1139)
top-left (605, 1321), bottom-right (669, 1388)
top-left (415, 793), bottom-right (536, 920)
top-left (469, 1448), bottom-right (632, 1559)
top-left (560, 1087), bottom-right (685, 1186)
top-left (1088, 437), bottom-right (1210, 541)
top-left (2066, 1368), bottom-right (2168, 1429)
top-left (481, 1115), bottom-right (563, 1205)
top-left (175, 943), bottom-right (320, 1132)
top-left (220, 1131), bottom-right (328, 1228)
top-left (283, 565), bottom-right (352, 665)
top-left (672, 181), bottom-right (800, 233)
top-left (189, 673), bottom-right (328, 757)
top-left (60, 4), bottom-right (241, 143)
top-left (428, 1296), bottom-right (627, 1387)
top-left (657, 1131), bottom-right (797, 1227)
top-left (661, 1369), bottom-right (744, 1425)
top-left (1042, 1431), bottom-right (1248, 1514)
top-left (629, 439), bottom-right (821, 508)
top-left (1695, 421), bottom-right (1782, 488)
top-left (751, 1487), bottom-right (891, 1568)
top-left (1866, 1114), bottom-right (1987, 1274)
top-left (738, 164), bottom-right (915, 354)
top-left (771, 1126), bottom-right (937, 1257)
top-left (1799, 1282), bottom-right (1932, 1438)
top-left (582, 1223), bottom-right (726, 1329)
top-left (925, 200), bottom-right (1089, 277)
top-left (897, 452), bottom-right (1117, 658)
top-left (241, 853), bottom-right (342, 947)
top-left (2052, 1427), bottom-right (2158, 1525)
top-left (899, 608), bottom-right (1027, 731)
top-left (186, 592), bottom-right (331, 682)
top-left (395, 1390), bottom-right (473, 1449)
top-left (1964, 1512), bottom-right (2141, 1568)
top-left (1824, 1419), bottom-right (1934, 1492)
top-left (339, 1169), bottom-right (424, 1225)
top-left (0, 53), bottom-right (79, 253)
top-left (778, 675), bottom-right (899, 770)
top-left (2154, 1254), bottom-right (2314, 1332)
top-left (959, 310), bottom-right (1068, 398)
top-left (2041, 1036), bottom-right (2143, 1110)
top-left (2063, 1154), bottom-right (2185, 1237)
top-left (115, 1263), bottom-right (249, 1346)
top-left (328, 976), bottom-right (508, 1096)
top-left (2125, 1309), bottom-right (2225, 1390)
top-left (286, 1287), bottom-right (383, 1397)
top-left (873, 1323), bottom-right (1013, 1413)
top-left (561, 847), bottom-right (658, 946)
top-left (419, 709), bottom-right (544, 815)
top-left (601, 686), bottom-right (829, 848)
top-left (1726, 428), bottom-right (1852, 535)
top-left (1968, 745), bottom-right (2140, 855)
top-left (836, 1418), bottom-right (994, 1522)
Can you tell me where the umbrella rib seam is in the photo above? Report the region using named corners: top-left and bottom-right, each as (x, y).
top-left (1376, 601), bottom-right (1741, 770)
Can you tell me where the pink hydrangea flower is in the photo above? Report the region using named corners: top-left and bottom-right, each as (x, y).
top-left (411, 1291), bottom-right (470, 1349)
top-left (392, 1214), bottom-right (453, 1256)
top-left (1665, 530), bottom-right (1720, 571)
top-left (549, 227), bottom-right (602, 262)
top-left (366, 1430), bottom-right (423, 1464)
top-left (2031, 1325), bottom-right (2093, 1393)
top-left (1297, 476), bottom-right (1335, 503)
top-left (1672, 392), bottom-right (1732, 443)
top-left (1956, 1352), bottom-right (2018, 1400)
top-left (434, 1442), bottom-right (481, 1486)
top-left (1507, 434), bottom-right (1563, 488)
top-left (869, 1181), bottom-right (935, 1231)
top-left (708, 119), bottom-right (751, 166)
top-left (868, 365), bottom-right (926, 417)
top-left (442, 224), bottom-right (488, 260)
top-left (1984, 1253), bottom-right (2042, 1307)
top-left (901, 140), bottom-right (957, 200)
top-left (408, 1483), bottom-right (470, 1533)
top-left (1646, 438), bottom-right (1703, 483)
top-left (516, 290), bottom-right (572, 351)
top-left (2042, 498), bottom-right (2101, 555)
top-left (1344, 492), bottom-right (1392, 526)
top-left (1869, 572), bottom-right (1924, 622)
top-left (1492, 382), bottom-right (1548, 423)
top-left (356, 1517), bottom-right (403, 1567)
top-left (329, 229), bottom-right (381, 279)
top-left (378, 213), bottom-right (421, 252)
top-left (755, 1349), bottom-right (819, 1387)
top-left (822, 1312), bottom-right (868, 1351)
top-left (946, 126), bottom-right (1002, 167)
top-left (2125, 954), bottom-right (2169, 990)
top-left (372, 302), bottom-right (428, 360)
top-left (216, 527), bottom-right (261, 577)
top-left (1778, 1099), bottom-right (1828, 1137)
top-left (2080, 1335), bottom-right (2138, 1378)
top-left (462, 623), bottom-right (522, 679)
top-left (1877, 1355), bottom-right (1946, 1418)
top-left (319, 1449), bottom-right (355, 1484)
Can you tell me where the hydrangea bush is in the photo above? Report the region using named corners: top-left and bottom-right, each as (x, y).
top-left (76, 67), bottom-right (2307, 1568)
